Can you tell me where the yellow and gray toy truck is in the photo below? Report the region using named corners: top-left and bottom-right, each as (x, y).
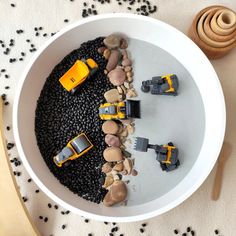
top-left (99, 100), bottom-right (141, 120)
top-left (53, 133), bottom-right (93, 167)
top-left (59, 58), bottom-right (98, 94)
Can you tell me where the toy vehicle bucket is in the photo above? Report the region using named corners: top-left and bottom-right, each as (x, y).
top-left (126, 100), bottom-right (141, 118)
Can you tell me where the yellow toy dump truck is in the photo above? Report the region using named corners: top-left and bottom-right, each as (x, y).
top-left (99, 100), bottom-right (141, 120)
top-left (59, 58), bottom-right (98, 94)
top-left (53, 133), bottom-right (93, 167)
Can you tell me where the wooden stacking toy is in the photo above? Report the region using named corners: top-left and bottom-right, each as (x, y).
top-left (188, 5), bottom-right (236, 59)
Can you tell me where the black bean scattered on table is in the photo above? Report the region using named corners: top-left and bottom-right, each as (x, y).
top-left (174, 229), bottom-right (179, 234)
top-left (191, 230), bottom-right (195, 236)
top-left (140, 228), bottom-right (144, 233)
top-left (48, 203), bottom-right (52, 208)
top-left (215, 229), bottom-right (219, 234)
top-left (44, 217), bottom-right (48, 222)
top-left (187, 227), bottom-right (191, 232)
top-left (35, 189), bottom-right (40, 193)
top-left (61, 224), bottom-right (66, 229)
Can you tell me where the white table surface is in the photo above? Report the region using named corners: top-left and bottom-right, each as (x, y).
top-left (0, 0), bottom-right (236, 235)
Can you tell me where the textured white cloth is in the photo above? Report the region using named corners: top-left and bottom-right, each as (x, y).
top-left (0, 0), bottom-right (236, 235)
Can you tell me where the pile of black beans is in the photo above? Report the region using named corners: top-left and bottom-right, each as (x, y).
top-left (35, 37), bottom-right (113, 203)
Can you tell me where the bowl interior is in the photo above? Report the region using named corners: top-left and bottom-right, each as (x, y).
top-left (14, 14), bottom-right (225, 222)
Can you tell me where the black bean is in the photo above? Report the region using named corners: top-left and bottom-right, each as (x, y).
top-left (48, 203), bottom-right (52, 208)
top-left (5, 86), bottom-right (10, 89)
top-left (11, 3), bottom-right (16, 7)
top-left (44, 217), bottom-right (48, 222)
top-left (35, 189), bottom-right (40, 193)
top-left (39, 216), bottom-right (43, 219)
top-left (62, 224), bottom-right (66, 229)
top-left (215, 229), bottom-right (219, 234)
top-left (27, 178), bottom-right (32, 182)
top-left (85, 219), bottom-right (89, 223)
top-left (191, 230), bottom-right (195, 236)
top-left (88, 234), bottom-right (93, 236)
top-left (1, 69), bottom-right (6, 72)
top-left (142, 223), bottom-right (147, 227)
top-left (64, 19), bottom-right (69, 23)
top-left (187, 227), bottom-right (191, 232)
top-left (5, 74), bottom-right (9, 78)
top-left (54, 205), bottom-right (58, 209)
top-left (182, 234), bottom-right (187, 236)
top-left (174, 229), bottom-right (179, 234)
top-left (140, 228), bottom-right (144, 233)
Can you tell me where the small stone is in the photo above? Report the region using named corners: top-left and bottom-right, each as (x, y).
top-left (118, 94), bottom-right (124, 102)
top-left (105, 134), bottom-right (121, 147)
top-left (127, 76), bottom-right (133, 82)
top-left (117, 86), bottom-right (123, 94)
top-left (119, 127), bottom-right (128, 137)
top-left (102, 121), bottom-right (119, 134)
top-left (131, 169), bottom-right (138, 176)
top-left (124, 66), bottom-right (132, 72)
top-left (103, 181), bottom-right (127, 207)
top-left (127, 124), bottom-right (134, 134)
top-left (120, 38), bottom-right (128, 49)
top-left (121, 85), bottom-right (127, 94)
top-left (104, 89), bottom-right (119, 103)
top-left (98, 46), bottom-right (106, 54)
top-left (123, 158), bottom-right (133, 174)
top-left (122, 58), bottom-right (132, 67)
top-left (103, 48), bottom-right (111, 60)
top-left (113, 162), bottom-right (124, 172)
top-left (103, 34), bottom-right (121, 49)
top-left (102, 162), bottom-right (113, 173)
top-left (121, 119), bottom-right (132, 125)
top-left (108, 67), bottom-right (126, 86)
top-left (106, 50), bottom-right (120, 72)
top-left (103, 147), bottom-right (123, 162)
top-left (126, 71), bottom-right (133, 77)
top-left (121, 49), bottom-right (128, 59)
top-left (103, 175), bottom-right (114, 188)
top-left (127, 89), bottom-right (137, 98)
top-left (124, 81), bottom-right (130, 89)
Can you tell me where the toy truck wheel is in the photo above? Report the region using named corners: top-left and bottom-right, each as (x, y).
top-left (64, 160), bottom-right (72, 167)
top-left (89, 67), bottom-right (98, 77)
top-left (71, 85), bottom-right (80, 95)
top-left (141, 84), bottom-right (150, 93)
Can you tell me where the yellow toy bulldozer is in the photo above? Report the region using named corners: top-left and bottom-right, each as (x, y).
top-left (99, 100), bottom-right (141, 120)
top-left (59, 58), bottom-right (98, 94)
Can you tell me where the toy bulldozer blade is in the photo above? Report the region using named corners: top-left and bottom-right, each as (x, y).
top-left (126, 100), bottom-right (141, 118)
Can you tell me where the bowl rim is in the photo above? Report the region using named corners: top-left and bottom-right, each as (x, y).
top-left (13, 13), bottom-right (226, 222)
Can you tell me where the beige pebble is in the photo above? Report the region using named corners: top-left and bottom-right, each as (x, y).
top-left (102, 120), bottom-right (119, 134)
top-left (124, 81), bottom-right (130, 89)
top-left (122, 58), bottom-right (132, 67)
top-left (118, 94), bottom-right (124, 102)
top-left (104, 89), bottom-right (119, 103)
top-left (113, 162), bottom-right (124, 172)
top-left (103, 147), bottom-right (123, 162)
top-left (102, 162), bottom-right (112, 173)
top-left (120, 38), bottom-right (128, 49)
top-left (102, 175), bottom-right (114, 188)
top-left (124, 66), bottom-right (132, 72)
top-left (123, 158), bottom-right (133, 175)
top-left (127, 76), bottom-right (133, 82)
top-left (106, 50), bottom-right (120, 72)
top-left (120, 127), bottom-right (128, 137)
top-left (131, 169), bottom-right (138, 176)
top-left (117, 86), bottom-right (123, 94)
top-left (127, 124), bottom-right (134, 135)
top-left (126, 71), bottom-right (133, 77)
top-left (103, 34), bottom-right (121, 49)
top-left (121, 49), bottom-right (128, 59)
top-left (121, 119), bottom-right (133, 125)
top-left (103, 48), bottom-right (111, 60)
top-left (104, 69), bottom-right (108, 75)
top-left (103, 180), bottom-right (127, 207)
top-left (113, 174), bottom-right (121, 181)
top-left (98, 46), bottom-right (106, 54)
top-left (108, 67), bottom-right (126, 86)
top-left (105, 134), bottom-right (121, 147)
top-left (121, 85), bottom-right (127, 94)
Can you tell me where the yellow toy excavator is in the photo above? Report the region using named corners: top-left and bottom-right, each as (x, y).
top-left (59, 58), bottom-right (98, 94)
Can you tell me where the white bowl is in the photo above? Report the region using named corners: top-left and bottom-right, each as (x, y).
top-left (13, 13), bottom-right (225, 222)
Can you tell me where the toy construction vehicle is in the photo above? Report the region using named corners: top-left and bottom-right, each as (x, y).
top-left (141, 74), bottom-right (179, 96)
top-left (53, 133), bottom-right (93, 167)
top-left (99, 100), bottom-right (141, 120)
top-left (134, 137), bottom-right (180, 172)
top-left (59, 58), bottom-right (98, 94)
